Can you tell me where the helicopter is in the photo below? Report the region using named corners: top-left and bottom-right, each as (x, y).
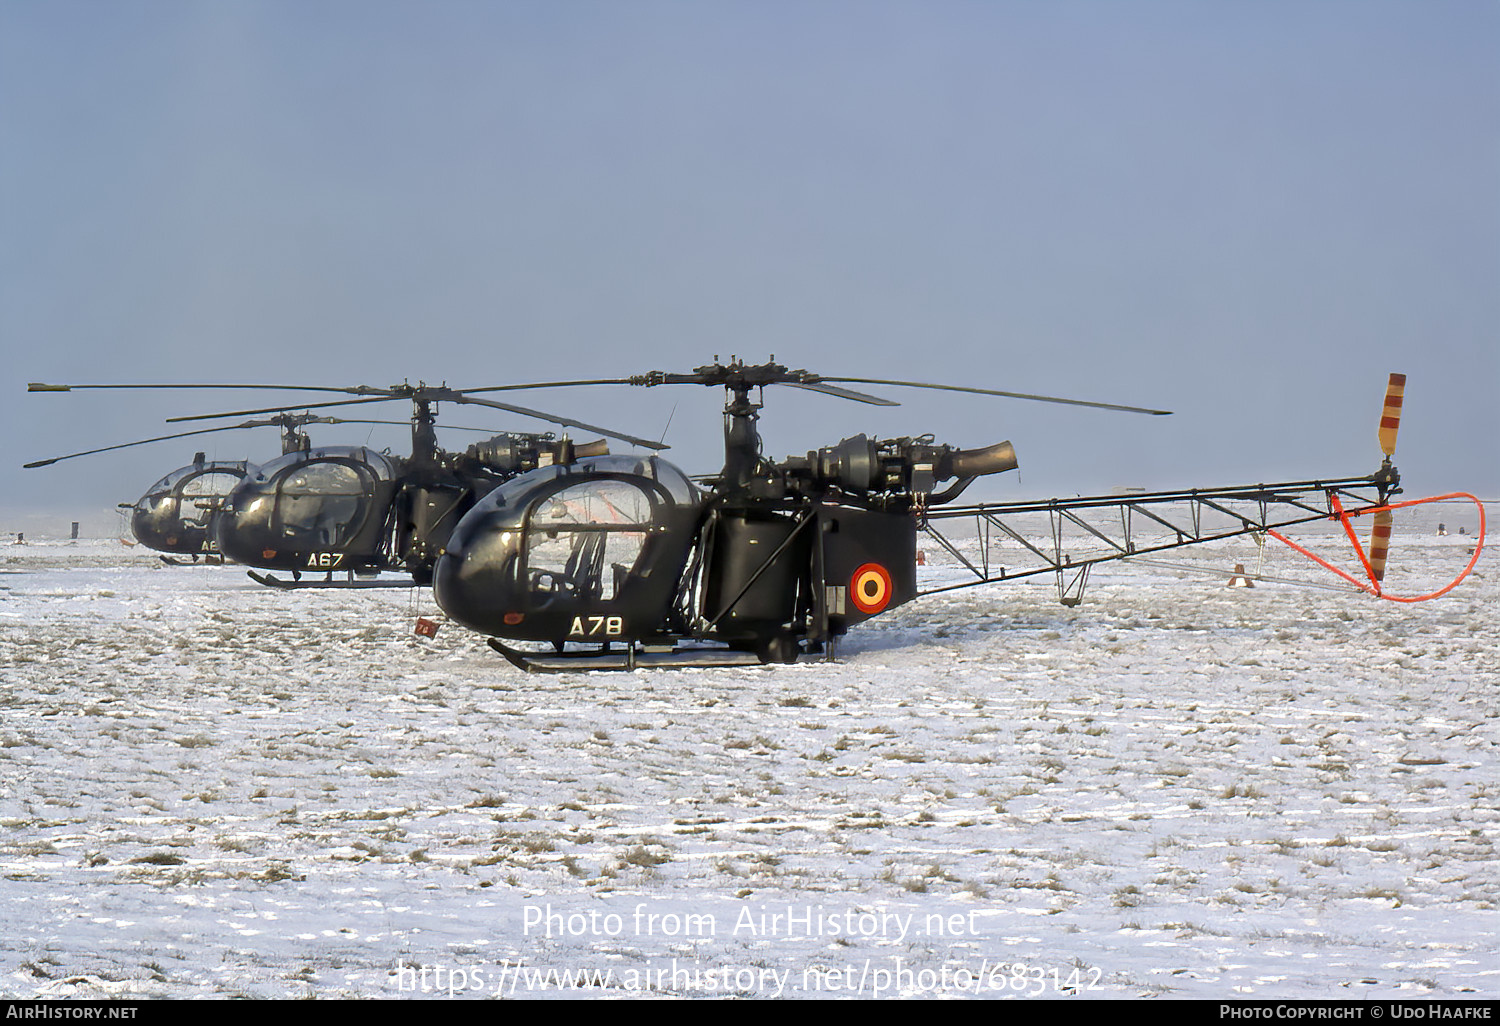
top-left (429, 361), bottom-right (1485, 671)
top-left (24, 411), bottom-right (347, 564)
top-left (26, 381), bottom-right (666, 586)
top-left (26, 406), bottom-right (492, 565)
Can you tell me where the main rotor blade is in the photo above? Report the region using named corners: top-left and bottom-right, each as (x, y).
top-left (29, 382), bottom-right (372, 394)
top-left (460, 374), bottom-right (898, 404)
top-left (324, 418), bottom-right (511, 435)
top-left (460, 379), bottom-right (636, 393)
top-left (449, 396), bottom-right (667, 451)
top-left (457, 370), bottom-right (1164, 415)
top-left (166, 396), bottom-right (403, 422)
top-left (165, 394), bottom-right (663, 450)
top-left (814, 377), bottom-right (1173, 415)
top-left (782, 381), bottom-right (900, 406)
top-left (23, 422), bottom-right (271, 468)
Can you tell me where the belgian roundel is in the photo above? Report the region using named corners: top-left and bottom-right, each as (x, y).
top-left (850, 562), bottom-right (894, 615)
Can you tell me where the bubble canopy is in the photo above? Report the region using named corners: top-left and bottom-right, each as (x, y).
top-left (214, 446), bottom-right (401, 568)
top-left (434, 455), bottom-right (702, 639)
top-left (131, 460), bottom-right (254, 554)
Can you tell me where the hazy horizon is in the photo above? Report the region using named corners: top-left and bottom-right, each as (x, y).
top-left (5, 2), bottom-right (1496, 529)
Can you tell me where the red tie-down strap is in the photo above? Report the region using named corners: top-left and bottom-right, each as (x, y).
top-left (1266, 492), bottom-right (1486, 602)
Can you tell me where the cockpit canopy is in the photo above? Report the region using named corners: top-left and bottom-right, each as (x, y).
top-left (216, 446), bottom-right (400, 562)
top-left (467, 454), bottom-right (698, 517)
top-left (434, 455), bottom-right (701, 638)
top-left (130, 460), bottom-right (253, 553)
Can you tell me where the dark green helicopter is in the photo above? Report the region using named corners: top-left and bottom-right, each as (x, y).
top-left (430, 359), bottom-right (1415, 671)
top-left (26, 381), bottom-right (663, 586)
top-left (429, 359), bottom-right (1129, 667)
top-left (25, 410), bottom-right (347, 563)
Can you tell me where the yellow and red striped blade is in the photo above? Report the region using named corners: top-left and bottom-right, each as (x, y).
top-left (1369, 373), bottom-right (1404, 584)
top-left (1369, 508), bottom-right (1393, 583)
top-left (1378, 372), bottom-right (1405, 457)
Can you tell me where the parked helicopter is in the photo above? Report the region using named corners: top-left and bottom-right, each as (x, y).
top-left (27, 407), bottom-right (497, 564)
top-left (429, 361), bottom-right (1484, 671)
top-left (26, 381), bottom-right (666, 586)
top-left (429, 358), bottom-right (1148, 667)
top-left (25, 411), bottom-right (341, 563)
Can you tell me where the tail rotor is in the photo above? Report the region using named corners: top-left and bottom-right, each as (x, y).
top-left (1368, 373), bottom-right (1405, 583)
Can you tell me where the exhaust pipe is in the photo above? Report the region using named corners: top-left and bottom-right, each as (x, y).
top-left (945, 440), bottom-right (1018, 480)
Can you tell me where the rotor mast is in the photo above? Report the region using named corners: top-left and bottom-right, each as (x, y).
top-left (410, 394), bottom-right (440, 466)
top-left (719, 363), bottom-right (765, 490)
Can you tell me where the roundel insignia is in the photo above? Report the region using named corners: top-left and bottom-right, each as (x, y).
top-left (850, 562), bottom-right (894, 615)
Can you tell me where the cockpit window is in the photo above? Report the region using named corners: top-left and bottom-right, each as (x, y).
top-left (252, 446), bottom-right (397, 484)
top-left (135, 467), bottom-right (248, 525)
top-left (625, 456), bottom-right (697, 505)
top-left (522, 478), bottom-right (662, 604)
top-left (282, 461), bottom-right (365, 496)
top-left (273, 460), bottom-right (372, 548)
top-left (533, 479), bottom-right (654, 526)
top-left (180, 471), bottom-right (244, 498)
top-left (175, 472), bottom-right (244, 523)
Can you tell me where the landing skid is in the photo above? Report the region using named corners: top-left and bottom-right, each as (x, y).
top-left (160, 554), bottom-right (225, 567)
top-left (246, 570), bottom-right (416, 590)
top-left (487, 638), bottom-right (767, 673)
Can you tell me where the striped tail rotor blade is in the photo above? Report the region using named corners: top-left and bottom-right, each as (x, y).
top-left (1369, 507), bottom-right (1394, 584)
top-left (1369, 373), bottom-right (1404, 585)
top-left (1378, 373), bottom-right (1405, 457)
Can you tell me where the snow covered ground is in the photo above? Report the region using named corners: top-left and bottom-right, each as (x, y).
top-left (0, 526), bottom-right (1493, 1000)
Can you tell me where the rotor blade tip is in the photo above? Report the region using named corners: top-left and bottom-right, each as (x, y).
top-left (28, 383), bottom-right (69, 392)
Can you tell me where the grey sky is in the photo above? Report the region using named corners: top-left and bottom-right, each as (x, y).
top-left (3, 1), bottom-right (1496, 534)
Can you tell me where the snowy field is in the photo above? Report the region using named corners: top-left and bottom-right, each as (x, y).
top-left (0, 523), bottom-right (1493, 1000)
